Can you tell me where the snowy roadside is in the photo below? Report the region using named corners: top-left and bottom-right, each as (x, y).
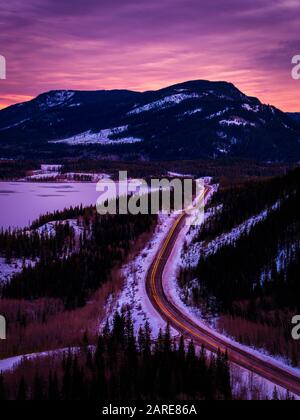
top-left (102, 213), bottom-right (176, 337)
top-left (230, 364), bottom-right (298, 400)
top-left (160, 195), bottom-right (300, 396)
top-left (102, 180), bottom-right (216, 337)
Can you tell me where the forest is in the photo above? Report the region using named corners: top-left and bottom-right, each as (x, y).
top-left (0, 223), bottom-right (75, 261)
top-left (192, 169), bottom-right (300, 311)
top-left (197, 167), bottom-right (300, 242)
top-left (179, 167), bottom-right (300, 364)
top-left (0, 158), bottom-right (292, 183)
top-left (0, 313), bottom-right (233, 400)
top-left (1, 207), bottom-right (157, 309)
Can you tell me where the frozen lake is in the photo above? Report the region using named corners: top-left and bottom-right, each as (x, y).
top-left (0, 182), bottom-right (102, 229)
top-left (0, 180), bottom-right (150, 230)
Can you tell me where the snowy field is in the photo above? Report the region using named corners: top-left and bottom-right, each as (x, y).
top-left (49, 126), bottom-right (142, 145)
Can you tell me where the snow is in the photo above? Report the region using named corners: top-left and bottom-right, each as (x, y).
top-left (0, 219), bottom-right (83, 284)
top-left (27, 172), bottom-right (60, 180)
top-left (0, 118), bottom-right (30, 131)
top-left (231, 364), bottom-right (298, 400)
top-left (205, 107), bottom-right (231, 120)
top-left (0, 257), bottom-right (36, 285)
top-left (158, 189), bottom-right (300, 394)
top-left (184, 201), bottom-right (281, 268)
top-left (38, 91), bottom-right (75, 111)
top-left (25, 168), bottom-right (110, 182)
top-left (181, 108), bottom-right (203, 117)
top-left (216, 146), bottom-right (230, 155)
top-left (49, 125), bottom-right (142, 145)
top-left (167, 171), bottom-right (192, 178)
top-left (41, 165), bottom-right (63, 172)
top-left (63, 172), bottom-right (111, 182)
top-left (163, 227), bottom-right (300, 395)
top-left (242, 103), bottom-right (260, 113)
top-left (127, 93), bottom-right (200, 115)
top-left (162, 221), bottom-right (300, 394)
top-left (68, 103), bottom-right (81, 108)
top-left (103, 180), bottom-right (214, 336)
top-left (162, 185), bottom-right (218, 323)
top-left (24, 164), bottom-right (63, 181)
top-left (35, 218), bottom-right (83, 237)
top-left (0, 347), bottom-right (80, 374)
top-left (259, 240), bottom-right (300, 285)
top-left (103, 214), bottom-right (176, 337)
top-left (219, 117), bottom-right (256, 127)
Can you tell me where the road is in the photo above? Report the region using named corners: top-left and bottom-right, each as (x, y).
top-left (146, 187), bottom-right (300, 397)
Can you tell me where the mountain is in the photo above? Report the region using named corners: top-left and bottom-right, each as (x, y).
top-left (287, 113), bottom-right (300, 124)
top-left (1, 80), bottom-right (300, 161)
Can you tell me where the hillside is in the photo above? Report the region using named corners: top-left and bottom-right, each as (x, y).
top-left (179, 167), bottom-right (300, 364)
top-left (1, 80), bottom-right (300, 161)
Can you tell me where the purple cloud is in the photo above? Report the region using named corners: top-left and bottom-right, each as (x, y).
top-left (0, 0), bottom-right (299, 110)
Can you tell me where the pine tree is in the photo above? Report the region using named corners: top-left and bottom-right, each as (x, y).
top-left (272, 387), bottom-right (279, 401)
top-left (48, 371), bottom-right (60, 401)
top-left (16, 377), bottom-right (27, 401)
top-left (0, 374), bottom-right (7, 400)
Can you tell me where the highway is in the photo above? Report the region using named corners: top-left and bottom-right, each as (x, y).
top-left (146, 187), bottom-right (300, 397)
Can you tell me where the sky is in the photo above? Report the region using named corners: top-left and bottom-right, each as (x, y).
top-left (0, 0), bottom-right (299, 111)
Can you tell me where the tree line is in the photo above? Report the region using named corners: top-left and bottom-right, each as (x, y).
top-left (0, 313), bottom-right (232, 400)
top-left (2, 210), bottom-right (157, 309)
top-left (190, 183), bottom-right (300, 314)
top-left (197, 167), bottom-right (300, 242)
top-left (0, 223), bottom-right (75, 262)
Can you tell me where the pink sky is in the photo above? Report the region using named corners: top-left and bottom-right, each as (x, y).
top-left (0, 0), bottom-right (299, 111)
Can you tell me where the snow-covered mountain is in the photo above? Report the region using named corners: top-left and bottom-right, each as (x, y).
top-left (1, 80), bottom-right (300, 161)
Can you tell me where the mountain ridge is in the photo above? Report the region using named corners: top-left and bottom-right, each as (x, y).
top-left (0, 80), bottom-right (300, 161)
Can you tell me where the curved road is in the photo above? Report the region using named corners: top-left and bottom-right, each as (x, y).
top-left (146, 189), bottom-right (300, 397)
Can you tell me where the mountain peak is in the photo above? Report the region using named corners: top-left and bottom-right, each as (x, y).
top-left (0, 80), bottom-right (300, 162)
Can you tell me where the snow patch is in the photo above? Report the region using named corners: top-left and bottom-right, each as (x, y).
top-left (49, 126), bottom-right (142, 145)
top-left (242, 103), bottom-right (260, 113)
top-left (38, 91), bottom-right (75, 110)
top-left (0, 118), bottom-right (30, 131)
top-left (0, 347), bottom-right (80, 374)
top-left (205, 107), bottom-right (231, 120)
top-left (184, 201), bottom-right (281, 268)
top-left (219, 118), bottom-right (256, 127)
top-left (181, 108), bottom-right (203, 117)
top-left (127, 93), bottom-right (200, 115)
top-left (0, 257), bottom-right (36, 285)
